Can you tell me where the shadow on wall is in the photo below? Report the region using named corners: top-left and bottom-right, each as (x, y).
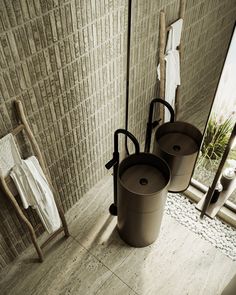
top-left (0, 191), bottom-right (44, 268)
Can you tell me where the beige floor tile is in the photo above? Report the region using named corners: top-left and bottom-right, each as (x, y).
top-left (0, 236), bottom-right (112, 295)
top-left (1, 175), bottom-right (235, 295)
top-left (69, 176), bottom-right (135, 271)
top-left (96, 274), bottom-right (137, 295)
top-left (66, 175), bottom-right (236, 295)
top-left (113, 215), bottom-right (236, 295)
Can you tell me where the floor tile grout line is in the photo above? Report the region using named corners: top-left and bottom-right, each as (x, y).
top-left (65, 235), bottom-right (116, 294)
top-left (94, 272), bottom-right (116, 295)
top-left (94, 272), bottom-right (117, 295)
top-left (71, 234), bottom-right (140, 295)
top-left (63, 175), bottom-right (138, 293)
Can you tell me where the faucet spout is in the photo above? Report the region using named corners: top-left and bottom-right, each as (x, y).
top-left (144, 98), bottom-right (175, 153)
top-left (105, 129), bottom-right (140, 216)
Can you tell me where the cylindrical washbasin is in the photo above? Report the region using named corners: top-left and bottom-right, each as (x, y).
top-left (117, 153), bottom-right (171, 247)
top-left (153, 121), bottom-right (202, 192)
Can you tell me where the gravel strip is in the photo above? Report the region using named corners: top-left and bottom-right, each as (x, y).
top-left (165, 193), bottom-right (236, 260)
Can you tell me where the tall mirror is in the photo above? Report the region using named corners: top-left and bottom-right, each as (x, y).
top-left (126, 1), bottom-right (236, 212)
top-left (126, 1), bottom-right (236, 169)
top-left (193, 24), bottom-right (236, 209)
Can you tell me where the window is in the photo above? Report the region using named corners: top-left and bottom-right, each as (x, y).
top-left (191, 24), bottom-right (236, 215)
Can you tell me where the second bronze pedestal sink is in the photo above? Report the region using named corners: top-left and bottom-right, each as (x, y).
top-left (145, 98), bottom-right (203, 192)
top-left (153, 121), bottom-right (202, 192)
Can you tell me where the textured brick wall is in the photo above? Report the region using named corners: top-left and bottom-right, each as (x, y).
top-left (178, 0), bottom-right (236, 131)
top-left (0, 0), bottom-right (236, 270)
top-left (0, 0), bottom-right (127, 270)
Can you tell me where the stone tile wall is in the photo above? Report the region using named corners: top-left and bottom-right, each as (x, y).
top-left (178, 0), bottom-right (236, 131)
top-left (0, 0), bottom-right (127, 270)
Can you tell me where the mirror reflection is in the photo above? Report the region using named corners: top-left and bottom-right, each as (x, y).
top-left (193, 25), bottom-right (236, 205)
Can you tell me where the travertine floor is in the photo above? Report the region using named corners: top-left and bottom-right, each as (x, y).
top-left (0, 175), bottom-right (235, 295)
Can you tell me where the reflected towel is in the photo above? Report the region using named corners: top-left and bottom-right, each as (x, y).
top-left (164, 50), bottom-right (180, 121)
top-left (10, 156), bottom-right (61, 233)
top-left (166, 19), bottom-right (183, 51)
top-left (157, 18), bottom-right (183, 122)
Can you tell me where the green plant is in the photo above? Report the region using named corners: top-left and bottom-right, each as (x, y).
top-left (201, 115), bottom-right (232, 161)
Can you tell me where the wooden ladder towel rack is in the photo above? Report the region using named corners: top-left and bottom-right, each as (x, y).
top-left (0, 99), bottom-right (69, 262)
top-left (159, 0), bottom-right (186, 120)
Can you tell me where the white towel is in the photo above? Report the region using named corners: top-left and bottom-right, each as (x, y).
top-left (164, 50), bottom-right (180, 121)
top-left (0, 134), bottom-right (22, 177)
top-left (11, 156), bottom-right (61, 234)
top-left (157, 18), bottom-right (183, 122)
top-left (166, 19), bottom-right (183, 52)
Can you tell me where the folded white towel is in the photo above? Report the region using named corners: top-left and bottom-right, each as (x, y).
top-left (0, 134), bottom-right (21, 177)
top-left (166, 18), bottom-right (183, 51)
top-left (11, 156), bottom-right (61, 233)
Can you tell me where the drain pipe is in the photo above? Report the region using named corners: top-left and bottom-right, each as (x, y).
top-left (124, 0), bottom-right (132, 156)
top-left (144, 98), bottom-right (175, 153)
top-left (105, 129), bottom-right (140, 216)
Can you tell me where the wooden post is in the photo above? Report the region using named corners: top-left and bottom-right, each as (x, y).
top-left (180, 0), bottom-right (186, 18)
top-left (15, 100), bottom-right (47, 173)
top-left (175, 0), bottom-right (186, 117)
top-left (159, 10), bottom-right (166, 121)
top-left (0, 176), bottom-right (44, 262)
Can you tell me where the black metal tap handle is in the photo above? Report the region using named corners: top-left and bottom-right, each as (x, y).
top-left (105, 129), bottom-right (140, 216)
top-left (144, 98), bottom-right (175, 153)
top-left (105, 155), bottom-right (118, 170)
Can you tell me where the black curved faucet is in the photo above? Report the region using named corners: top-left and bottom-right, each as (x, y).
top-left (105, 129), bottom-right (140, 215)
top-left (144, 98), bottom-right (175, 153)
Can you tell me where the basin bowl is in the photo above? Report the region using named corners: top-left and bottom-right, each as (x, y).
top-left (153, 121), bottom-right (202, 192)
top-left (117, 153), bottom-right (171, 247)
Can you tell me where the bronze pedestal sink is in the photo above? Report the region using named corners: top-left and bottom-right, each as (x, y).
top-left (117, 152), bottom-right (170, 247)
top-left (106, 129), bottom-right (170, 247)
top-left (145, 98), bottom-right (203, 192)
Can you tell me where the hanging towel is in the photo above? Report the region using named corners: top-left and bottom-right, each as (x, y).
top-left (0, 134), bottom-right (22, 177)
top-left (166, 19), bottom-right (183, 52)
top-left (157, 18), bottom-right (183, 122)
top-left (164, 50), bottom-right (180, 120)
top-left (10, 156), bottom-right (61, 233)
